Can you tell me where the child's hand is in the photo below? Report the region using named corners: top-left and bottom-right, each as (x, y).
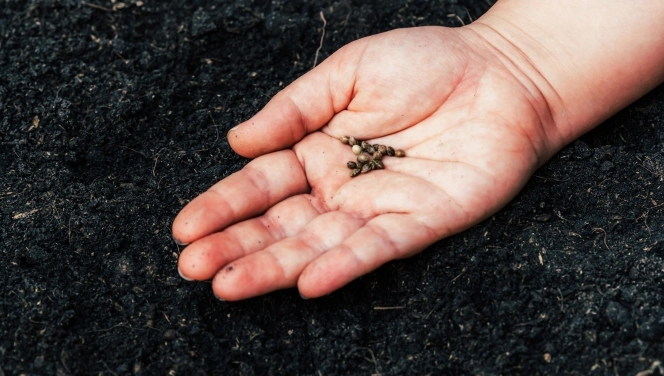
top-left (172, 0), bottom-right (664, 300)
top-left (172, 26), bottom-right (556, 300)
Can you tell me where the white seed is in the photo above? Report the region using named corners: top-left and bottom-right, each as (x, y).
top-left (352, 145), bottom-right (362, 155)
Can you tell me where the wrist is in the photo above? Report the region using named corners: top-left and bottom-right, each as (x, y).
top-left (467, 0), bottom-right (664, 151)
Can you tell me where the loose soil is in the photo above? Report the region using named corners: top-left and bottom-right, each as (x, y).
top-left (1, 1), bottom-right (663, 375)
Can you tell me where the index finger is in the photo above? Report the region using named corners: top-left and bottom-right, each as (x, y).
top-left (228, 42), bottom-right (364, 158)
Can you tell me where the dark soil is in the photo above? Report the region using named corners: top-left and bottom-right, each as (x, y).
top-left (2, 1), bottom-right (663, 375)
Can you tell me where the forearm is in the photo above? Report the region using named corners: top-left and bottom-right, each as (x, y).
top-left (469, 0), bottom-right (664, 148)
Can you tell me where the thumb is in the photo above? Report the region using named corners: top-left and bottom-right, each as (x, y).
top-left (227, 44), bottom-right (361, 158)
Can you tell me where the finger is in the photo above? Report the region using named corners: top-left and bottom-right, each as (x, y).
top-left (298, 214), bottom-right (438, 298)
top-left (211, 211), bottom-right (366, 301)
top-left (177, 194), bottom-right (323, 281)
top-left (228, 43), bottom-right (363, 158)
top-left (172, 150), bottom-right (308, 244)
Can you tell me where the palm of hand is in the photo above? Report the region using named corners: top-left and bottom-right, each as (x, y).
top-left (173, 27), bottom-right (551, 300)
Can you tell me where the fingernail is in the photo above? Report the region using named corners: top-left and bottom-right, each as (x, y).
top-left (173, 236), bottom-right (189, 246)
top-left (177, 267), bottom-right (193, 281)
top-left (228, 125), bottom-right (239, 133)
top-left (213, 291), bottom-right (225, 301)
top-left (299, 292), bottom-right (309, 300)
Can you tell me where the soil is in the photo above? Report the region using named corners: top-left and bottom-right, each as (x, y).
top-left (1, 1), bottom-right (663, 375)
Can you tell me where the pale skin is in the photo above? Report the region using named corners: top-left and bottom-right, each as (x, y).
top-left (172, 1), bottom-right (664, 301)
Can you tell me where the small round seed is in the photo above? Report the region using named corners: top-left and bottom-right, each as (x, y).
top-left (352, 145), bottom-right (363, 155)
top-left (372, 160), bottom-right (384, 169)
top-left (361, 163), bottom-right (373, 173)
top-left (395, 149), bottom-right (406, 158)
top-left (348, 136), bottom-right (358, 146)
top-left (347, 161), bottom-right (357, 169)
top-left (378, 145), bottom-right (388, 154)
top-left (340, 136), bottom-right (350, 144)
top-left (357, 152), bottom-right (371, 164)
top-left (360, 141), bottom-right (371, 150)
top-left (386, 146), bottom-right (395, 156)
top-left (373, 144), bottom-right (380, 150)
top-left (350, 168), bottom-right (361, 177)
top-left (365, 145), bottom-right (375, 153)
top-left (372, 151), bottom-right (383, 160)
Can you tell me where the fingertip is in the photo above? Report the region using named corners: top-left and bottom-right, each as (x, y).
top-left (212, 289), bottom-right (225, 301)
top-left (177, 266), bottom-right (194, 281)
top-left (297, 262), bottom-right (347, 299)
top-left (227, 96), bottom-right (309, 158)
top-left (172, 234), bottom-right (189, 247)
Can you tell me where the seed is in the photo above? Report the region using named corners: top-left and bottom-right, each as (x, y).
top-left (361, 163), bottom-right (373, 174)
top-left (347, 161), bottom-right (357, 169)
top-left (350, 168), bottom-right (361, 177)
top-left (340, 136), bottom-right (350, 144)
top-left (372, 151), bottom-right (383, 161)
top-left (360, 140), bottom-right (371, 150)
top-left (365, 145), bottom-right (375, 153)
top-left (386, 146), bottom-right (395, 156)
top-left (357, 152), bottom-right (371, 164)
top-left (348, 136), bottom-right (358, 146)
top-left (373, 160), bottom-right (384, 169)
top-left (352, 145), bottom-right (363, 155)
top-left (395, 149), bottom-right (406, 158)
top-left (373, 144), bottom-right (380, 150)
top-left (378, 145), bottom-right (388, 154)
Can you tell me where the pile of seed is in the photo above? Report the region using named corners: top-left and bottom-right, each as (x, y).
top-left (340, 136), bottom-right (405, 177)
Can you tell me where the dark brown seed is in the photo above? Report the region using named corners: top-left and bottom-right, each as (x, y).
top-left (373, 144), bottom-right (380, 150)
top-left (360, 141), bottom-right (371, 151)
top-left (347, 161), bottom-right (357, 169)
top-left (365, 145), bottom-right (375, 153)
top-left (386, 146), bottom-right (395, 156)
top-left (372, 151), bottom-right (383, 160)
top-left (395, 149), bottom-right (406, 157)
top-left (378, 145), bottom-right (388, 154)
top-left (373, 160), bottom-right (384, 169)
top-left (361, 163), bottom-right (373, 174)
top-left (348, 136), bottom-right (358, 146)
top-left (357, 152), bottom-right (371, 163)
top-left (340, 136), bottom-right (350, 144)
top-left (350, 168), bottom-right (361, 177)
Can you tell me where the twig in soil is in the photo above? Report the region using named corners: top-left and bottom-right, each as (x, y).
top-left (118, 145), bottom-right (147, 158)
top-left (193, 113), bottom-right (220, 153)
top-left (465, 8), bottom-right (474, 22)
top-left (81, 2), bottom-right (112, 12)
top-left (312, 11), bottom-right (327, 69)
top-left (341, 10), bottom-right (352, 27)
top-left (592, 227), bottom-right (610, 250)
top-left (152, 147), bottom-right (166, 177)
top-left (447, 13), bottom-right (466, 26)
top-left (100, 360), bottom-right (118, 376)
top-left (373, 306), bottom-right (405, 310)
top-left (346, 347), bottom-right (380, 375)
top-left (89, 322), bottom-right (129, 332)
top-left (450, 267), bottom-right (467, 282)
top-left (556, 288), bottom-right (564, 313)
top-left (60, 350), bottom-right (72, 375)
top-left (636, 360), bottom-right (663, 376)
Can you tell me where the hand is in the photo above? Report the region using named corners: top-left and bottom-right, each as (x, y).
top-left (172, 26), bottom-right (563, 300)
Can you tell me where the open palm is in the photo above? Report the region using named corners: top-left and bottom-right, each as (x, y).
top-left (172, 26), bottom-right (561, 300)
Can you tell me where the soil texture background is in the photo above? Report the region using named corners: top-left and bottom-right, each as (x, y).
top-left (2, 1), bottom-right (664, 375)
